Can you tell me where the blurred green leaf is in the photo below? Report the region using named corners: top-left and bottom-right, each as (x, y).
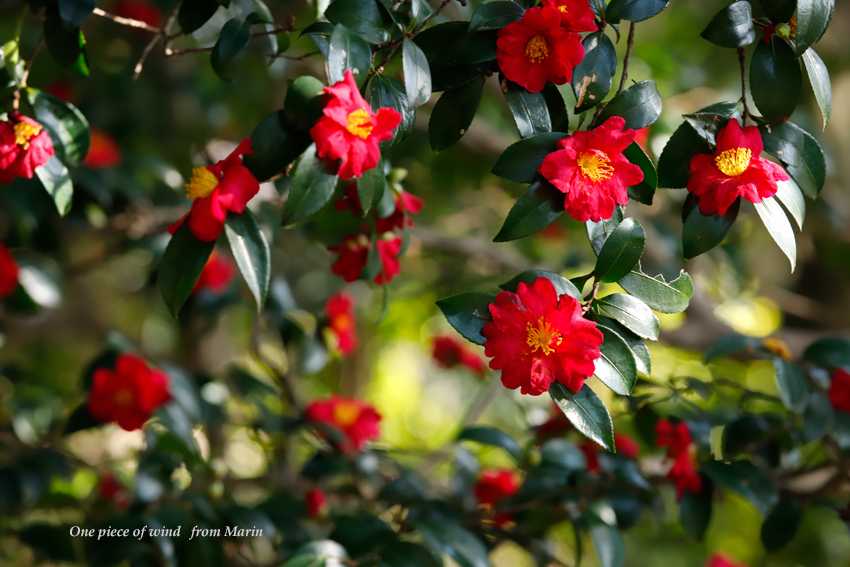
top-left (211, 18), bottom-right (251, 80)
top-left (457, 426), bottom-right (522, 461)
top-left (225, 210), bottom-right (270, 311)
top-left (761, 497), bottom-right (802, 550)
top-left (35, 156), bottom-right (73, 216)
top-left (429, 77), bottom-right (485, 150)
top-left (590, 523), bottom-right (624, 567)
top-left (178, 0), bottom-right (219, 33)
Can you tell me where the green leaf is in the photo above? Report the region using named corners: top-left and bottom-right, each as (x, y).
top-left (802, 48), bottom-right (832, 129)
top-left (436, 292), bottom-right (496, 346)
top-left (624, 143), bottom-right (656, 205)
top-left (178, 0), bottom-right (219, 33)
top-left (540, 439), bottom-right (587, 471)
top-left (504, 81), bottom-right (551, 138)
top-left (225, 210), bottom-right (270, 311)
top-left (595, 293), bottom-right (659, 340)
top-left (594, 317), bottom-right (651, 375)
top-left (500, 269), bottom-right (581, 299)
top-left (803, 337), bottom-right (850, 368)
top-left (325, 0), bottom-right (391, 44)
top-left (606, 0), bottom-right (670, 23)
top-left (416, 511), bottom-right (490, 567)
top-left (657, 122), bottom-right (711, 188)
top-left (550, 383), bottom-right (615, 451)
top-left (27, 88), bottom-right (89, 166)
top-left (596, 80), bottom-right (662, 130)
top-left (759, 0), bottom-right (795, 22)
top-left (619, 269), bottom-right (693, 313)
top-left (700, 0), bottom-right (755, 48)
top-left (594, 217), bottom-right (645, 283)
top-left (158, 224), bottom-right (215, 317)
top-left (491, 133), bottom-right (565, 183)
top-left (367, 76), bottom-right (414, 143)
top-left (43, 10), bottom-right (89, 77)
top-left (795, 0), bottom-right (834, 55)
top-left (543, 84), bottom-right (569, 132)
top-left (403, 39), bottom-right (432, 108)
top-left (750, 37), bottom-right (802, 123)
top-left (58, 0), bottom-right (94, 26)
top-left (457, 426), bottom-right (521, 461)
top-left (682, 196), bottom-right (740, 258)
top-left (595, 327), bottom-right (637, 395)
top-left (774, 178), bottom-right (805, 230)
top-left (429, 77), bottom-right (485, 150)
top-left (753, 195), bottom-right (797, 271)
top-left (572, 32), bottom-right (617, 111)
top-left (589, 524), bottom-right (624, 567)
top-left (679, 483), bottom-right (712, 540)
top-left (326, 24), bottom-right (371, 85)
top-left (772, 359), bottom-right (809, 413)
top-left (702, 460), bottom-right (778, 514)
top-left (469, 1), bottom-right (523, 31)
top-left (243, 111), bottom-right (311, 182)
top-left (761, 497), bottom-right (802, 551)
top-left (683, 101), bottom-right (741, 144)
top-left (760, 121), bottom-right (826, 198)
top-left (281, 145), bottom-right (339, 227)
top-left (494, 180), bottom-right (564, 242)
top-left (379, 541), bottom-right (442, 567)
top-left (282, 75), bottom-right (326, 131)
top-left (587, 208), bottom-right (624, 254)
top-left (35, 156), bottom-right (73, 216)
top-left (356, 165), bottom-right (387, 216)
top-left (211, 18), bottom-right (251, 80)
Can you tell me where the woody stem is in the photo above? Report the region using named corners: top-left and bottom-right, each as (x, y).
top-left (615, 22), bottom-right (636, 96)
top-left (92, 7), bottom-right (161, 33)
top-left (737, 47), bottom-right (750, 124)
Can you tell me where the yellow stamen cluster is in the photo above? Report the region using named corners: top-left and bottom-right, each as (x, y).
top-left (526, 317), bottom-right (563, 356)
top-left (14, 121), bottom-right (42, 149)
top-left (577, 150), bottom-right (615, 182)
top-left (714, 147), bottom-right (752, 177)
top-left (346, 108), bottom-right (374, 140)
top-left (332, 401), bottom-right (361, 427)
top-left (762, 337), bottom-right (792, 361)
top-left (558, 5), bottom-right (568, 13)
top-left (185, 166), bottom-right (219, 200)
top-left (525, 35), bottom-right (550, 64)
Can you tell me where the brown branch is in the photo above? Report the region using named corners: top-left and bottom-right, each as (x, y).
top-left (92, 7), bottom-right (160, 33)
top-left (615, 22), bottom-right (636, 96)
top-left (163, 26), bottom-right (292, 57)
top-left (133, 2), bottom-right (181, 79)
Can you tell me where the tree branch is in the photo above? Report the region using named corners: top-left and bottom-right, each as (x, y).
top-left (615, 22), bottom-right (636, 96)
top-left (92, 7), bottom-right (161, 34)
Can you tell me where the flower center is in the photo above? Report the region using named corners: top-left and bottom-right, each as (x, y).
top-left (333, 401), bottom-right (360, 427)
top-left (333, 313), bottom-right (353, 331)
top-left (525, 35), bottom-right (549, 64)
top-left (14, 122), bottom-right (42, 149)
top-left (558, 5), bottom-right (568, 13)
top-left (346, 108), bottom-right (374, 140)
top-left (577, 150), bottom-right (615, 182)
top-left (714, 147), bottom-right (752, 177)
top-left (526, 317), bottom-right (562, 356)
top-left (114, 389), bottom-right (134, 407)
top-left (185, 166), bottom-right (219, 199)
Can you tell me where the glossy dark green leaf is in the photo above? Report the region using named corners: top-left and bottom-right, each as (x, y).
top-left (540, 439), bottom-right (587, 471)
top-left (281, 145), bottom-right (339, 227)
top-left (802, 48), bottom-right (832, 129)
top-left (753, 195), bottom-right (796, 271)
top-left (803, 337), bottom-right (850, 368)
top-left (543, 84), bottom-right (569, 131)
top-left (596, 293), bottom-right (659, 340)
top-left (403, 39), bottom-right (432, 108)
top-left (772, 359), bottom-right (809, 413)
top-left (211, 18), bottom-right (251, 80)
top-left (700, 0), bottom-right (755, 47)
top-left (367, 75), bottom-right (414, 143)
top-left (597, 80), bottom-right (662, 129)
top-left (243, 111), bottom-right (311, 181)
top-left (225, 210), bottom-right (270, 311)
top-left (436, 292), bottom-right (496, 346)
top-left (594, 217), bottom-right (645, 283)
top-left (282, 75), bottom-right (326, 131)
top-left (594, 317), bottom-right (651, 375)
top-left (761, 497), bottom-right (802, 551)
top-left (357, 164), bottom-right (386, 216)
top-left (595, 327), bottom-right (637, 395)
top-left (795, 0), bottom-right (835, 55)
top-left (702, 460), bottom-right (778, 514)
top-left (27, 88), bottom-right (89, 166)
top-left (619, 269), bottom-right (693, 313)
top-left (491, 132), bottom-right (565, 183)
top-left (682, 196), bottom-right (740, 258)
top-left (326, 24), bottom-right (372, 84)
top-left (590, 523), bottom-right (624, 567)
top-left (416, 511), bottom-right (490, 567)
top-left (775, 178), bottom-right (806, 229)
top-left (550, 383), bottom-right (615, 451)
top-left (587, 208), bottom-right (624, 254)
top-left (500, 269), bottom-right (581, 299)
top-left (606, 0), bottom-right (669, 23)
top-left (572, 32), bottom-right (617, 111)
top-left (760, 121), bottom-right (826, 198)
top-left (58, 0), bottom-right (94, 26)
top-left (158, 224), bottom-right (215, 317)
top-left (457, 426), bottom-right (522, 461)
top-left (379, 541), bottom-right (442, 567)
top-left (35, 156), bottom-right (73, 216)
top-left (429, 77), bottom-right (485, 150)
top-left (494, 180), bottom-right (564, 242)
top-left (657, 122), bottom-right (711, 188)
top-left (683, 101), bottom-right (740, 144)
top-left (505, 81), bottom-right (551, 138)
top-left (469, 1), bottom-right (523, 31)
top-left (750, 38), bottom-right (802, 123)
top-left (325, 0), bottom-right (391, 44)
top-left (43, 10), bottom-right (90, 77)
top-left (178, 0), bottom-right (219, 33)
top-left (759, 0), bottom-right (795, 22)
top-left (679, 482), bottom-right (712, 539)
top-left (624, 143), bottom-right (656, 205)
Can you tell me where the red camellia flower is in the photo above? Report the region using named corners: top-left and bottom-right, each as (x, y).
top-left (655, 419), bottom-right (693, 457)
top-left (84, 129), bottom-right (122, 169)
top-left (482, 277), bottom-right (603, 396)
top-left (376, 190), bottom-right (425, 232)
top-left (656, 419), bottom-right (701, 499)
top-left (88, 354), bottom-right (171, 431)
top-left (496, 6), bottom-right (584, 93)
top-left (97, 473), bottom-right (130, 509)
top-left (539, 116), bottom-right (644, 222)
top-left (114, 0), bottom-right (163, 28)
top-left (707, 553), bottom-right (747, 567)
top-left (171, 139), bottom-right (259, 242)
top-left (310, 70), bottom-right (401, 180)
top-left (0, 113), bottom-right (55, 183)
top-left (829, 369), bottom-right (850, 413)
top-left (541, 0), bottom-right (598, 32)
top-left (0, 244), bottom-right (19, 299)
top-left (474, 469), bottom-right (520, 526)
top-left (193, 251), bottom-right (235, 294)
top-left (305, 396), bottom-right (381, 453)
top-left (326, 292), bottom-right (358, 356)
top-left (580, 441), bottom-right (601, 473)
top-left (432, 335), bottom-right (486, 376)
top-left (329, 234), bottom-right (402, 285)
top-left (616, 433), bottom-right (640, 460)
top-left (305, 488), bottom-right (327, 518)
top-left (688, 119), bottom-right (788, 215)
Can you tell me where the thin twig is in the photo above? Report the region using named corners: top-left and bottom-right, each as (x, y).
top-left (164, 26), bottom-right (291, 57)
top-left (615, 22), bottom-right (636, 96)
top-left (12, 40), bottom-right (43, 111)
top-left (133, 2), bottom-right (181, 79)
top-left (92, 7), bottom-right (160, 34)
top-left (737, 47), bottom-right (751, 124)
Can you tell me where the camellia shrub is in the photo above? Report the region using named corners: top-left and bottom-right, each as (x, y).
top-left (0, 0), bottom-right (846, 565)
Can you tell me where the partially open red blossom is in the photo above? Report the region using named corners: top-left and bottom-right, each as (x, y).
top-left (326, 292), bottom-right (358, 356)
top-left (193, 251), bottom-right (235, 294)
top-left (88, 354), bottom-right (171, 431)
top-left (305, 396), bottom-right (381, 453)
top-left (114, 0), bottom-right (163, 28)
top-left (46, 80), bottom-right (74, 102)
top-left (432, 335), bottom-right (486, 376)
top-left (329, 233), bottom-right (402, 285)
top-left (97, 473), bottom-right (130, 509)
top-left (541, 0), bottom-right (598, 32)
top-left (655, 419), bottom-right (693, 458)
top-left (615, 433), bottom-right (640, 460)
top-left (0, 113), bottom-right (55, 183)
top-left (707, 553), bottom-right (747, 567)
top-left (668, 449), bottom-right (702, 499)
top-left (829, 369), bottom-right (850, 413)
top-left (496, 6), bottom-right (584, 93)
top-left (310, 70), bottom-right (401, 180)
top-left (580, 441), bottom-right (601, 473)
top-left (482, 277), bottom-right (603, 396)
top-left (539, 116), bottom-right (644, 222)
top-left (84, 129), bottom-right (122, 169)
top-left (475, 469), bottom-right (520, 526)
top-left (688, 119), bottom-right (788, 216)
top-left (305, 488), bottom-right (327, 518)
top-left (170, 139), bottom-right (259, 242)
top-left (376, 190), bottom-right (424, 232)
top-left (0, 244), bottom-right (19, 299)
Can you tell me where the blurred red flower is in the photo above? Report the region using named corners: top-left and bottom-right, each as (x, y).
top-left (326, 292), bottom-right (358, 356)
top-left (541, 0), bottom-right (598, 32)
top-left (829, 368), bottom-right (850, 413)
top-left (97, 473), bottom-right (130, 509)
top-left (615, 433), bottom-right (640, 459)
top-left (193, 251), bottom-right (235, 294)
top-left (432, 335), bottom-right (486, 376)
top-left (0, 244), bottom-right (19, 299)
top-left (0, 113), bottom-right (55, 183)
top-left (329, 234), bottom-right (402, 285)
top-left (305, 396), bottom-right (381, 453)
top-left (656, 419), bottom-right (702, 499)
top-left (305, 488), bottom-right (327, 518)
top-left (84, 129), bottom-right (122, 169)
top-left (88, 354), bottom-right (171, 431)
top-left (114, 0), bottom-right (162, 28)
top-left (475, 469), bottom-right (520, 526)
top-left (707, 553), bottom-right (747, 567)
top-left (655, 419), bottom-right (693, 457)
